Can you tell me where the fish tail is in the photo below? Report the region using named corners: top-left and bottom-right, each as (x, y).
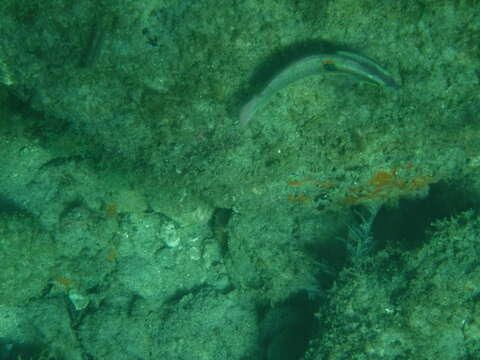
top-left (239, 95), bottom-right (260, 126)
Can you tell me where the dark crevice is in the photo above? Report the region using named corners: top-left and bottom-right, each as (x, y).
top-left (372, 181), bottom-right (477, 250)
top-left (258, 292), bottom-right (317, 360)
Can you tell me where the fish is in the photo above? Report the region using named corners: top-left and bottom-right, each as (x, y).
top-left (239, 50), bottom-right (399, 126)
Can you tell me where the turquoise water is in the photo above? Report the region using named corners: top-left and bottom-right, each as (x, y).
top-left (0, 0), bottom-right (479, 359)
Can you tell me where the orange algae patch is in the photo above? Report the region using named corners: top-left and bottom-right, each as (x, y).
top-left (287, 194), bottom-right (310, 202)
top-left (343, 165), bottom-right (434, 205)
top-left (286, 177), bottom-right (337, 205)
top-left (287, 180), bottom-right (305, 186)
top-left (370, 170), bottom-right (394, 186)
top-left (106, 247), bottom-right (118, 262)
top-left (286, 178), bottom-right (337, 203)
top-left (105, 203), bottom-right (118, 217)
top-left (53, 276), bottom-right (74, 289)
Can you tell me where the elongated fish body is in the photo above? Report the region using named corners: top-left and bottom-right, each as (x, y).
top-left (333, 51), bottom-right (400, 89)
top-left (240, 56), bottom-right (325, 126)
top-left (239, 51), bottom-right (399, 126)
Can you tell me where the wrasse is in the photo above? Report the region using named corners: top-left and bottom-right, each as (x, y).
top-left (239, 50), bottom-right (399, 126)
